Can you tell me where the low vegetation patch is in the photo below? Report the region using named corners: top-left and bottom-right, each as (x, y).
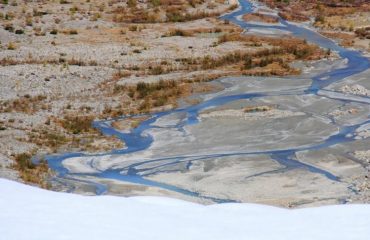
top-left (12, 153), bottom-right (50, 188)
top-left (59, 115), bottom-right (95, 134)
top-left (244, 105), bottom-right (273, 113)
top-left (0, 95), bottom-right (47, 114)
top-left (260, 0), bottom-right (370, 22)
top-left (243, 13), bottom-right (279, 23)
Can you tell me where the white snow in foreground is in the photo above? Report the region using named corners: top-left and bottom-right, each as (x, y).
top-left (1, 179), bottom-right (370, 240)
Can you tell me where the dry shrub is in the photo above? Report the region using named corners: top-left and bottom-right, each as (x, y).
top-left (59, 115), bottom-right (95, 134)
top-left (1, 95), bottom-right (47, 114)
top-left (13, 153), bottom-right (49, 187)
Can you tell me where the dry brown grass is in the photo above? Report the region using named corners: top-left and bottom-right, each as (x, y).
top-left (243, 13), bottom-right (279, 23)
top-left (244, 105), bottom-right (273, 113)
top-left (0, 95), bottom-right (47, 114)
top-left (12, 153), bottom-right (50, 188)
top-left (260, 0), bottom-right (370, 22)
top-left (112, 1), bottom-right (237, 23)
top-left (320, 31), bottom-right (355, 47)
top-left (218, 34), bottom-right (325, 61)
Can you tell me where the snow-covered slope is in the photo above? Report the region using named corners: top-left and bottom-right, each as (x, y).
top-left (1, 179), bottom-right (370, 240)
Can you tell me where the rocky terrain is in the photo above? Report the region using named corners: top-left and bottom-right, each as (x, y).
top-left (259, 0), bottom-right (370, 51)
top-left (1, 0), bottom-right (370, 209)
top-left (0, 0), bottom-right (241, 185)
top-left (0, 0), bottom-right (325, 186)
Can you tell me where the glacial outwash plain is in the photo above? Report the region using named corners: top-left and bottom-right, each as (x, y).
top-left (1, 0), bottom-right (370, 209)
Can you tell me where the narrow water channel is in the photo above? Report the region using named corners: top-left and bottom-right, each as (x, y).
top-left (45, 0), bottom-right (370, 203)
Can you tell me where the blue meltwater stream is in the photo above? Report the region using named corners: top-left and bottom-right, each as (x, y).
top-left (44, 0), bottom-right (370, 203)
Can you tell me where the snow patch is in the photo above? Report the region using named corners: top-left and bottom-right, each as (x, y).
top-left (1, 179), bottom-right (370, 240)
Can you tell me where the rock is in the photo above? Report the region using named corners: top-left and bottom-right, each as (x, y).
top-left (340, 84), bottom-right (370, 96)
